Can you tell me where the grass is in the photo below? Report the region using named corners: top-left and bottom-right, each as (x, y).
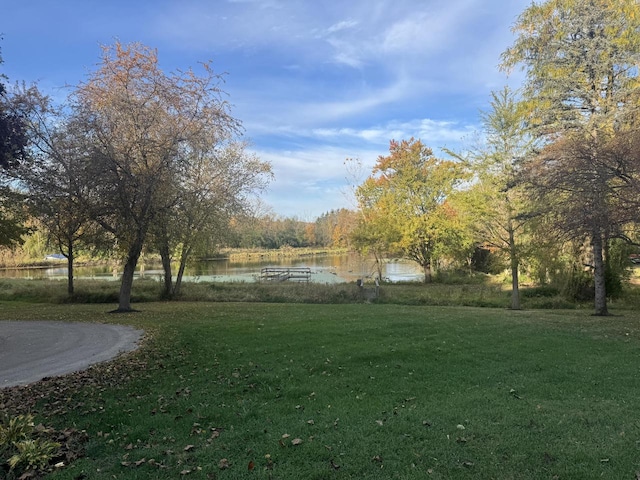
top-left (2, 275), bottom-right (636, 309)
top-left (2, 302), bottom-right (640, 479)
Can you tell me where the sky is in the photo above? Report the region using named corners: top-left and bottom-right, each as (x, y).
top-left (1, 0), bottom-right (531, 219)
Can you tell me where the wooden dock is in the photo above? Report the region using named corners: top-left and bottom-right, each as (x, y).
top-left (260, 267), bottom-right (311, 283)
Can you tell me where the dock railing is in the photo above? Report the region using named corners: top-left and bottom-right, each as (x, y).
top-left (260, 267), bottom-right (311, 283)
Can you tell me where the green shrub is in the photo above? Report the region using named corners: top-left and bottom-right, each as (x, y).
top-left (1, 414), bottom-right (61, 477)
top-left (0, 414), bottom-right (34, 446)
top-left (8, 439), bottom-right (60, 472)
top-left (520, 285), bottom-right (560, 298)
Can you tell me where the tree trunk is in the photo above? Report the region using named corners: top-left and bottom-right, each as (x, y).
top-left (592, 229), bottom-right (608, 316)
top-left (423, 262), bottom-right (432, 283)
top-left (372, 251), bottom-right (384, 282)
top-left (508, 219), bottom-right (521, 310)
top-left (159, 239), bottom-right (173, 299)
top-left (116, 239), bottom-right (144, 312)
top-left (173, 248), bottom-right (190, 297)
top-left (66, 244), bottom-right (74, 295)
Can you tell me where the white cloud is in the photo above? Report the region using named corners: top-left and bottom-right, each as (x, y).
top-left (326, 20), bottom-right (359, 35)
top-left (3, 0), bottom-right (533, 219)
top-left (248, 114), bottom-right (477, 218)
top-left (309, 119), bottom-right (475, 146)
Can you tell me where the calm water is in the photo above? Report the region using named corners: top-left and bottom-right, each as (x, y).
top-left (0, 253), bottom-right (425, 283)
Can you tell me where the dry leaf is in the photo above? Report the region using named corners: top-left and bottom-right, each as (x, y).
top-left (248, 460), bottom-right (255, 471)
top-left (291, 438), bottom-right (303, 446)
top-left (184, 444), bottom-right (195, 452)
top-left (218, 458), bottom-right (230, 469)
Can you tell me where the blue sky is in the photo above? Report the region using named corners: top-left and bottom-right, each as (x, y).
top-left (2, 0), bottom-right (530, 219)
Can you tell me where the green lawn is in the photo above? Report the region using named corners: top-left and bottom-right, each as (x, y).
top-left (2, 302), bottom-right (640, 479)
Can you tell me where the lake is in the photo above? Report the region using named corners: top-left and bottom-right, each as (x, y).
top-left (0, 252), bottom-right (425, 284)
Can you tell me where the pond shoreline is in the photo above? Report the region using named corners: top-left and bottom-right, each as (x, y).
top-left (0, 250), bottom-right (425, 284)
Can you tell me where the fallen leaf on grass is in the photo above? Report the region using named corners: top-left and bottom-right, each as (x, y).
top-left (184, 445), bottom-right (195, 452)
top-left (330, 459), bottom-right (340, 470)
top-left (291, 438), bottom-right (303, 446)
top-left (248, 460), bottom-right (255, 471)
top-left (218, 458), bottom-right (230, 469)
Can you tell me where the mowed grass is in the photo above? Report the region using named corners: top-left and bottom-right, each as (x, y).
top-left (2, 302), bottom-right (640, 479)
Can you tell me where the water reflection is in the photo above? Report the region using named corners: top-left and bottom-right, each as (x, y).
top-left (1, 253), bottom-right (425, 283)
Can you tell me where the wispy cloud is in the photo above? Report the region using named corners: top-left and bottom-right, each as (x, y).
top-left (249, 116), bottom-right (477, 216)
top-left (2, 0), bottom-right (533, 218)
top-left (310, 119), bottom-right (476, 148)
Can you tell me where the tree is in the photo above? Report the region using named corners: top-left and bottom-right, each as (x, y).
top-left (354, 139), bottom-right (469, 282)
top-left (501, 0), bottom-right (640, 315)
top-left (0, 44), bottom-right (30, 248)
top-left (315, 209), bottom-right (358, 248)
top-left (529, 130), bottom-right (640, 297)
top-left (0, 45), bottom-right (28, 171)
top-left (460, 87), bottom-right (536, 309)
top-left (73, 42), bottom-right (241, 312)
top-left (10, 85), bottom-right (99, 294)
top-left (153, 140), bottom-right (270, 298)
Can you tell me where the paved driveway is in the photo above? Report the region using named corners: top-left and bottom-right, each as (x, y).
top-left (0, 321), bottom-right (143, 389)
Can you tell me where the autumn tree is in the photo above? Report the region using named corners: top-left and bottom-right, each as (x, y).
top-left (153, 140), bottom-right (270, 298)
top-left (11, 85), bottom-right (100, 294)
top-left (459, 87), bottom-right (536, 309)
top-left (531, 131), bottom-right (640, 289)
top-left (501, 0), bottom-right (640, 315)
top-left (351, 184), bottom-right (401, 281)
top-left (354, 139), bottom-right (469, 282)
top-left (73, 42), bottom-right (241, 311)
top-left (315, 209), bottom-right (357, 248)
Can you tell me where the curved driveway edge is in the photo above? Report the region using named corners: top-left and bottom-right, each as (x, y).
top-left (0, 321), bottom-right (143, 389)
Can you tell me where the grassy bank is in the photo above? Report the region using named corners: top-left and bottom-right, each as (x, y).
top-left (2, 302), bottom-right (640, 478)
top-left (1, 276), bottom-right (640, 311)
